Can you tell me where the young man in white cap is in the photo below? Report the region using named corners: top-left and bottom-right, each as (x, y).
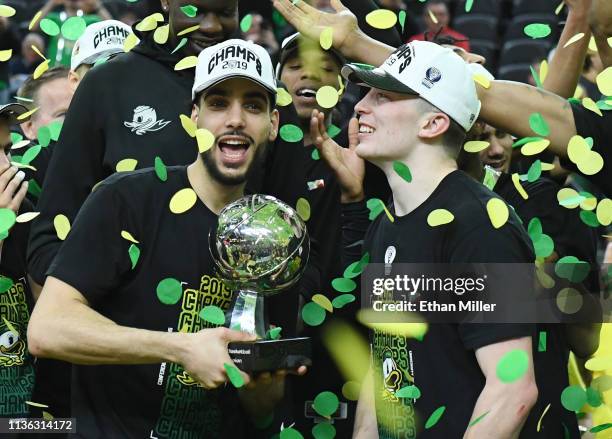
top-left (311, 41), bottom-right (539, 438)
top-left (27, 39), bottom-right (305, 438)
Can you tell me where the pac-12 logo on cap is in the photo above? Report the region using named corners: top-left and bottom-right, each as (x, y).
top-left (422, 67), bottom-right (442, 89)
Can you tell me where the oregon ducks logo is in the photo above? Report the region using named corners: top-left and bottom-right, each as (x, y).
top-left (176, 370), bottom-right (204, 387)
top-left (382, 350), bottom-right (402, 402)
top-left (0, 321), bottom-right (26, 367)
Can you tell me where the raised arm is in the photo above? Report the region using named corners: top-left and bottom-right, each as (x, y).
top-left (589, 0), bottom-right (612, 67)
top-left (352, 367), bottom-right (379, 439)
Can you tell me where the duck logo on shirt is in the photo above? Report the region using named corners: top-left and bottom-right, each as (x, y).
top-left (124, 106), bottom-right (171, 135)
top-left (0, 321), bottom-right (26, 367)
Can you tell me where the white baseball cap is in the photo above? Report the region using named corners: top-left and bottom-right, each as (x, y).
top-left (192, 39), bottom-right (277, 102)
top-left (70, 20), bottom-right (132, 71)
top-left (342, 41), bottom-right (481, 131)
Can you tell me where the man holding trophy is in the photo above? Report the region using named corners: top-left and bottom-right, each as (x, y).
top-left (27, 39), bottom-right (307, 438)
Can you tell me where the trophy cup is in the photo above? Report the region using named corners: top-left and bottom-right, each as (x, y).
top-left (210, 194), bottom-right (312, 372)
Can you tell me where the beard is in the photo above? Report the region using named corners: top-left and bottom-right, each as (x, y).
top-left (201, 138), bottom-right (269, 186)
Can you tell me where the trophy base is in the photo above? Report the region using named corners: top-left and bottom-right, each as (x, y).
top-left (228, 337), bottom-right (312, 373)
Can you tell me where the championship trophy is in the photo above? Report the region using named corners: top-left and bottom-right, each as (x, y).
top-left (210, 194), bottom-right (312, 372)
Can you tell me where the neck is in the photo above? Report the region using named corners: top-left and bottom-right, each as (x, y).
top-left (300, 111), bottom-right (332, 146)
top-left (382, 144), bottom-right (458, 217)
top-left (187, 158), bottom-right (245, 215)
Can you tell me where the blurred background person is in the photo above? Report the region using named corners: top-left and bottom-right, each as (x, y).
top-left (409, 0), bottom-right (470, 51)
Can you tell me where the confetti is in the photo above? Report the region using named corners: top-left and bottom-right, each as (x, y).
top-left (398, 10), bottom-right (407, 32)
top-left (580, 193), bottom-right (597, 211)
top-left (425, 406), bottom-right (446, 429)
top-left (0, 276), bottom-right (14, 294)
top-left (595, 67), bottom-right (612, 96)
top-left (583, 97), bottom-right (603, 116)
top-left (153, 24), bottom-right (170, 45)
top-left (468, 411), bottom-right (489, 427)
top-left (61, 16), bottom-right (87, 40)
top-left (154, 157), bottom-right (167, 182)
top-left (179, 114), bottom-right (197, 138)
top-left (540, 60), bottom-right (548, 82)
top-left (313, 391), bottom-right (339, 417)
top-left (538, 331), bottom-right (547, 352)
top-left (280, 428), bottom-right (304, 439)
top-left (169, 188), bottom-right (198, 214)
top-left (316, 86), bottom-right (339, 109)
top-left (0, 5), bottom-right (16, 17)
top-left (557, 188), bottom-right (581, 208)
top-left (121, 230), bottom-right (139, 244)
top-left (521, 139), bottom-right (550, 156)
top-left (135, 15), bottom-right (160, 32)
top-left (181, 5), bottom-right (198, 18)
top-left (427, 209), bottom-right (454, 227)
top-left (512, 136), bottom-right (544, 148)
top-left (463, 140), bottom-right (490, 153)
top-left (465, 0), bottom-right (474, 12)
top-left (473, 74), bottom-right (491, 89)
top-left (200, 305), bottom-right (225, 325)
top-left (280, 124), bottom-right (304, 142)
top-left (381, 204), bottom-right (394, 223)
top-left (276, 88), bottom-right (293, 106)
top-left (590, 424), bottom-right (612, 433)
top-left (524, 23), bottom-right (551, 39)
top-left (171, 38), bottom-right (188, 54)
top-left (0, 49), bottom-right (12, 63)
top-left (128, 244), bottom-right (140, 269)
top-left (178, 25), bottom-right (200, 36)
top-left (428, 8), bottom-right (438, 24)
top-left (586, 387), bottom-right (602, 407)
top-left (302, 301), bottom-right (326, 326)
top-left (580, 210), bottom-right (599, 227)
top-left (38, 126), bottom-right (51, 147)
top-left (596, 199), bottom-right (612, 226)
top-left (564, 33), bottom-right (585, 48)
top-left (53, 214), bottom-right (70, 240)
top-left (296, 197), bottom-right (310, 221)
top-left (343, 261), bottom-right (363, 279)
top-left (537, 403), bottom-right (551, 432)
top-left (33, 60), bottom-right (50, 79)
top-left (585, 356), bottom-right (612, 371)
top-left (331, 278), bottom-right (356, 293)
top-left (529, 113), bottom-right (550, 137)
top-left (342, 381), bottom-right (361, 401)
top-left (312, 422), bottom-right (335, 439)
top-left (311, 149), bottom-right (320, 160)
top-left (365, 9), bottom-right (398, 29)
top-left (312, 294), bottom-right (333, 312)
top-left (115, 158), bottom-right (138, 172)
top-left (156, 278), bottom-right (183, 305)
top-left (42, 411), bottom-right (54, 420)
top-left (532, 233), bottom-right (554, 258)
top-left (395, 384), bottom-right (421, 399)
top-left (21, 145), bottom-right (42, 165)
top-left (29, 10), bottom-right (43, 30)
top-left (224, 363), bottom-right (245, 388)
top-left (332, 294), bottom-right (356, 309)
top-left (175, 56), bottom-right (198, 70)
top-left (555, 1), bottom-right (564, 15)
top-left (195, 128), bottom-right (215, 153)
top-left (266, 327), bottom-right (282, 340)
top-left (307, 179), bottom-right (325, 190)
top-left (486, 198), bottom-right (509, 229)
top-left (320, 27), bottom-right (333, 50)
top-left (560, 385), bottom-right (586, 412)
top-left (124, 33), bottom-right (140, 52)
top-left (25, 401), bottom-right (49, 408)
top-left (40, 18), bottom-right (60, 37)
top-left (240, 14), bottom-right (253, 32)
top-left (16, 212), bottom-right (40, 223)
top-left (555, 256), bottom-right (590, 283)
top-left (367, 198), bottom-right (384, 220)
top-left (527, 160), bottom-right (542, 182)
top-left (496, 349), bottom-right (529, 383)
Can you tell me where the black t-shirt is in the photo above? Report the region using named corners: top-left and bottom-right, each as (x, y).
top-left (47, 167), bottom-right (250, 438)
top-left (569, 103), bottom-right (612, 196)
top-left (360, 171), bottom-right (537, 438)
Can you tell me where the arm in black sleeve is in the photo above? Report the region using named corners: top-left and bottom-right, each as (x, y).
top-left (27, 68), bottom-right (105, 284)
top-left (341, 200), bottom-right (370, 269)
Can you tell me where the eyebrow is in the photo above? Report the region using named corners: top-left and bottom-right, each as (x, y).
top-left (205, 88), bottom-right (268, 103)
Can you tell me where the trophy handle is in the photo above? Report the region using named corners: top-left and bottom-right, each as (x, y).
top-left (226, 290), bottom-right (267, 339)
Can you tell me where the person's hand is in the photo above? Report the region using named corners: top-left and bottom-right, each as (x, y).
top-left (310, 109), bottom-right (365, 202)
top-left (273, 0), bottom-right (360, 56)
top-left (0, 163), bottom-right (28, 214)
top-left (179, 327), bottom-right (255, 389)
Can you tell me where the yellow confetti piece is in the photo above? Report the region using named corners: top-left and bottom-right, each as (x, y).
top-left (338, 75), bottom-right (345, 95)
top-left (537, 403), bottom-right (551, 432)
top-left (381, 204), bottom-right (394, 223)
top-left (178, 24), bottom-right (200, 36)
top-left (316, 85), bottom-right (339, 109)
top-left (563, 33), bottom-right (585, 48)
top-left (276, 88), bottom-right (293, 106)
top-left (17, 107), bottom-right (39, 121)
top-left (312, 294), bottom-right (333, 313)
top-left (580, 196), bottom-right (597, 211)
top-left (25, 401), bottom-right (49, 408)
top-left (121, 230), bottom-right (139, 244)
top-left (427, 209), bottom-right (454, 227)
top-left (33, 60), bottom-right (50, 79)
top-left (169, 188), bottom-right (198, 214)
top-left (320, 26), bottom-right (333, 50)
top-left (175, 56), bottom-right (198, 71)
top-left (540, 60), bottom-right (548, 83)
top-left (11, 161), bottom-right (36, 171)
top-left (180, 114), bottom-right (197, 137)
top-left (567, 135), bottom-right (590, 164)
top-left (153, 24), bottom-right (170, 45)
top-left (0, 49), bottom-right (12, 62)
top-left (511, 173), bottom-right (528, 200)
top-left (576, 151), bottom-right (604, 175)
top-left (463, 140), bottom-right (490, 153)
top-left (0, 5), bottom-right (16, 17)
top-left (135, 15), bottom-right (160, 32)
top-left (596, 199), bottom-right (612, 226)
top-left (296, 198), bottom-right (311, 221)
top-left (195, 128), bottom-right (215, 153)
top-left (541, 162), bottom-right (554, 171)
top-left (472, 74), bottom-right (490, 89)
top-left (608, 37), bottom-right (612, 48)
top-left (2, 317), bottom-right (17, 335)
top-left (365, 9), bottom-right (397, 29)
top-left (31, 45), bottom-right (46, 61)
top-left (595, 67), bottom-right (612, 96)
top-left (123, 33), bottom-right (139, 53)
top-left (342, 381), bottom-right (361, 401)
top-left (115, 158), bottom-right (138, 172)
top-left (588, 36), bottom-right (598, 52)
top-left (555, 1), bottom-right (564, 15)
top-left (582, 97), bottom-right (602, 116)
top-left (42, 411), bottom-right (54, 421)
top-left (16, 211), bottom-right (40, 223)
top-left (557, 187), bottom-right (581, 208)
top-left (486, 198), bottom-right (509, 229)
top-left (54, 214), bottom-right (71, 240)
top-left (29, 10), bottom-right (43, 30)
top-left (585, 356), bottom-right (612, 371)
top-left (428, 9), bottom-right (438, 24)
top-left (520, 139), bottom-right (550, 156)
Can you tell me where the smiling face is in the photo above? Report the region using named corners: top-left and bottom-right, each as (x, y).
top-left (192, 78), bottom-right (279, 186)
top-left (20, 77), bottom-right (73, 141)
top-left (477, 124), bottom-right (513, 173)
top-left (162, 0), bottom-right (238, 57)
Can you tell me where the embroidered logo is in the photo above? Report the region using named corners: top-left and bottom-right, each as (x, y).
top-left (422, 67), bottom-right (442, 89)
top-left (124, 106), bottom-right (171, 135)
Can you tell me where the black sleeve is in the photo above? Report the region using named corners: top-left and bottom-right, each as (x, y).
top-left (568, 104), bottom-right (612, 196)
top-left (341, 201), bottom-right (370, 269)
top-left (27, 68), bottom-right (106, 284)
top-left (47, 182), bottom-right (131, 303)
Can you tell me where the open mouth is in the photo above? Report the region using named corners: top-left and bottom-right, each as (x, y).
top-left (486, 160), bottom-right (506, 171)
top-left (358, 122), bottom-right (376, 135)
top-left (217, 136), bottom-right (251, 165)
top-left (295, 87), bottom-right (317, 103)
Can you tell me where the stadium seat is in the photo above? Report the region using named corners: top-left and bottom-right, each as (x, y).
top-left (499, 39), bottom-right (551, 66)
top-left (504, 14), bottom-right (559, 42)
top-left (453, 14), bottom-right (499, 42)
top-left (513, 0), bottom-right (558, 16)
top-left (469, 39), bottom-right (498, 71)
top-left (498, 63), bottom-right (533, 83)
top-left (454, 0), bottom-right (503, 18)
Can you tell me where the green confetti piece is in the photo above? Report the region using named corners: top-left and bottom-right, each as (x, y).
top-left (199, 305), bottom-right (225, 326)
top-left (280, 124), bottom-right (304, 142)
top-left (360, 252), bottom-right (370, 265)
top-left (527, 217), bottom-right (542, 237)
top-left (496, 349), bottom-right (529, 383)
top-left (128, 244), bottom-right (140, 269)
top-left (312, 423), bottom-right (336, 439)
top-left (224, 362), bottom-right (245, 388)
top-left (590, 423), bottom-right (612, 433)
top-left (529, 113), bottom-right (550, 137)
top-left (530, 65), bottom-right (543, 89)
top-left (171, 38), bottom-right (188, 54)
top-left (240, 14), bottom-right (253, 32)
top-left (532, 233), bottom-right (554, 258)
top-left (40, 18), bottom-right (60, 36)
top-left (524, 23), bottom-right (551, 39)
top-left (425, 406), bottom-right (446, 429)
top-left (366, 198), bottom-right (384, 220)
top-left (343, 261), bottom-right (363, 279)
top-left (563, 423), bottom-right (570, 439)
top-left (156, 278), bottom-right (183, 305)
top-left (311, 148), bottom-right (320, 160)
top-left (272, 9), bottom-right (287, 27)
top-left (301, 301), bottom-right (326, 326)
top-left (10, 132), bottom-right (23, 144)
top-left (584, 137), bottom-right (594, 149)
top-left (579, 210), bottom-right (599, 228)
top-left (331, 277), bottom-right (356, 293)
top-left (180, 5), bottom-right (198, 17)
top-left (154, 156), bottom-right (168, 182)
top-left (327, 124), bottom-right (341, 138)
top-left (37, 126), bottom-right (51, 147)
top-left (560, 385), bottom-right (587, 412)
top-left (538, 331), bottom-right (547, 352)
top-left (331, 294), bottom-right (355, 309)
top-left (567, 97), bottom-right (580, 105)
top-left (465, 0), bottom-right (474, 12)
top-left (313, 391), bottom-right (339, 417)
top-left (586, 387), bottom-right (602, 407)
top-left (266, 327), bottom-right (282, 340)
top-left (93, 55), bottom-right (109, 68)
top-left (555, 256), bottom-right (590, 283)
top-left (0, 208), bottom-right (17, 235)
top-left (512, 136), bottom-right (544, 148)
top-left (526, 160), bottom-right (542, 182)
top-left (48, 120), bottom-right (63, 141)
top-left (395, 384), bottom-right (421, 399)
top-left (28, 179), bottom-right (42, 198)
top-left (279, 428), bottom-right (303, 439)
top-left (21, 145), bottom-right (42, 165)
top-left (393, 161), bottom-right (412, 183)
top-left (596, 99), bottom-right (612, 111)
top-left (61, 16), bottom-right (87, 40)
top-left (0, 275), bottom-right (14, 294)
top-left (559, 195), bottom-right (585, 206)
top-left (398, 10), bottom-right (406, 32)
top-left (468, 411), bottom-right (489, 427)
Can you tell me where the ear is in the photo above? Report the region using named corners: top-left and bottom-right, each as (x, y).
top-left (68, 70), bottom-right (80, 93)
top-left (418, 112), bottom-right (450, 140)
top-left (20, 121), bottom-right (36, 141)
top-left (269, 109), bottom-right (280, 142)
top-left (191, 103), bottom-right (199, 123)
